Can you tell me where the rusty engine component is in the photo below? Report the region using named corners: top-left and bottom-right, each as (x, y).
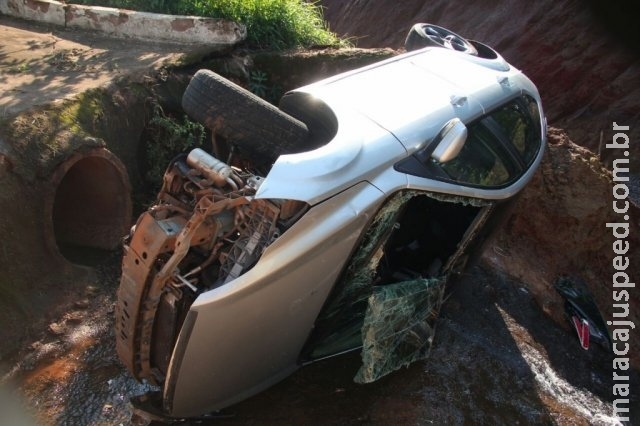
top-left (115, 148), bottom-right (305, 384)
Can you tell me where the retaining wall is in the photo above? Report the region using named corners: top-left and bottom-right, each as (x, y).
top-left (0, 0), bottom-right (247, 44)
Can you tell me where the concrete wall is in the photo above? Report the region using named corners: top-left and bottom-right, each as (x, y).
top-left (0, 0), bottom-right (247, 44)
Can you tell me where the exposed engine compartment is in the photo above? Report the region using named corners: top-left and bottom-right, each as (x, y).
top-left (115, 148), bottom-right (307, 385)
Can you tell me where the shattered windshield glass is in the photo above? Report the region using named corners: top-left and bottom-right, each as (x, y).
top-left (304, 190), bottom-right (491, 381)
top-left (355, 277), bottom-right (445, 383)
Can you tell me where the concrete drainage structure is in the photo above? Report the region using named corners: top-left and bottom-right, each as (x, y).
top-left (0, 0), bottom-right (246, 274)
top-left (0, 141), bottom-right (132, 272)
top-left (47, 147), bottom-right (131, 264)
top-left (0, 4), bottom-right (397, 357)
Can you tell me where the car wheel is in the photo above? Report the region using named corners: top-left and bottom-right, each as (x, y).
top-left (405, 23), bottom-right (478, 55)
top-left (182, 69), bottom-right (310, 166)
top-left (279, 92), bottom-right (339, 148)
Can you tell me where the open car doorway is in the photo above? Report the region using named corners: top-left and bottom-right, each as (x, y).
top-left (303, 191), bottom-right (495, 382)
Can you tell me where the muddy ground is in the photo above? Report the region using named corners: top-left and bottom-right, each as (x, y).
top-left (1, 4), bottom-right (639, 426)
top-left (2, 252), bottom-right (634, 425)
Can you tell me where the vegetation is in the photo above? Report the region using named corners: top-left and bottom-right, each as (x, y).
top-left (70, 0), bottom-right (342, 49)
top-left (144, 104), bottom-right (206, 187)
top-left (248, 70), bottom-right (282, 103)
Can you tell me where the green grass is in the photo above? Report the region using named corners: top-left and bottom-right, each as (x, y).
top-left (71, 0), bottom-right (343, 49)
top-left (144, 103), bottom-right (206, 187)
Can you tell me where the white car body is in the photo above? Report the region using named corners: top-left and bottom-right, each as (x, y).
top-left (117, 35), bottom-right (546, 419)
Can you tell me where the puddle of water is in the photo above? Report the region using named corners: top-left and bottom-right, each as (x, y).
top-left (497, 306), bottom-right (620, 425)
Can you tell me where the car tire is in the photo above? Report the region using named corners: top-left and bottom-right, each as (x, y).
top-left (405, 23), bottom-right (478, 55)
top-left (182, 69), bottom-right (310, 166)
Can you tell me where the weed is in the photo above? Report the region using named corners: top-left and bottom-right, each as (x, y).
top-left (249, 70), bottom-right (282, 104)
top-left (144, 103), bottom-right (206, 186)
top-left (47, 49), bottom-right (82, 71)
top-left (249, 70), bottom-right (269, 98)
top-left (7, 62), bottom-right (30, 74)
top-left (58, 90), bottom-right (107, 135)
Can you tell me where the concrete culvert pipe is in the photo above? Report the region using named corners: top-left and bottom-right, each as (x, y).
top-left (48, 148), bottom-right (131, 265)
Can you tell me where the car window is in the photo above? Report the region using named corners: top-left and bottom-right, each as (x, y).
top-left (489, 95), bottom-right (541, 166)
top-left (439, 122), bottom-right (516, 186)
top-left (394, 94), bottom-right (543, 189)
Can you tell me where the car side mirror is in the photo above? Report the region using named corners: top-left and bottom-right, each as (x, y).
top-left (431, 118), bottom-right (467, 163)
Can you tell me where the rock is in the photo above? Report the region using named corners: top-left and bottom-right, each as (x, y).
top-left (74, 299), bottom-right (90, 310)
top-left (64, 311), bottom-right (84, 325)
top-left (85, 286), bottom-right (98, 296)
top-left (48, 322), bottom-right (65, 336)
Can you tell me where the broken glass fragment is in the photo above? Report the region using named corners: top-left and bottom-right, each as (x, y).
top-left (355, 277), bottom-right (446, 383)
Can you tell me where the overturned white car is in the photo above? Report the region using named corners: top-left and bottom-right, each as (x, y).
top-left (115, 24), bottom-right (546, 419)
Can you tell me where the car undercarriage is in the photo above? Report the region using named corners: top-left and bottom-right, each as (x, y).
top-left (114, 22), bottom-right (545, 418)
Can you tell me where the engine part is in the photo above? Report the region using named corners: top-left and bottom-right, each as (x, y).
top-left (186, 148), bottom-right (233, 187)
top-left (115, 147), bottom-right (296, 385)
top-left (220, 200), bottom-right (280, 284)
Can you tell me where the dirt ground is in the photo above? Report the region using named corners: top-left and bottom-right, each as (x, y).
top-left (1, 8), bottom-right (639, 426)
top-left (2, 254), bottom-right (635, 425)
top-left (0, 15), bottom-right (223, 117)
